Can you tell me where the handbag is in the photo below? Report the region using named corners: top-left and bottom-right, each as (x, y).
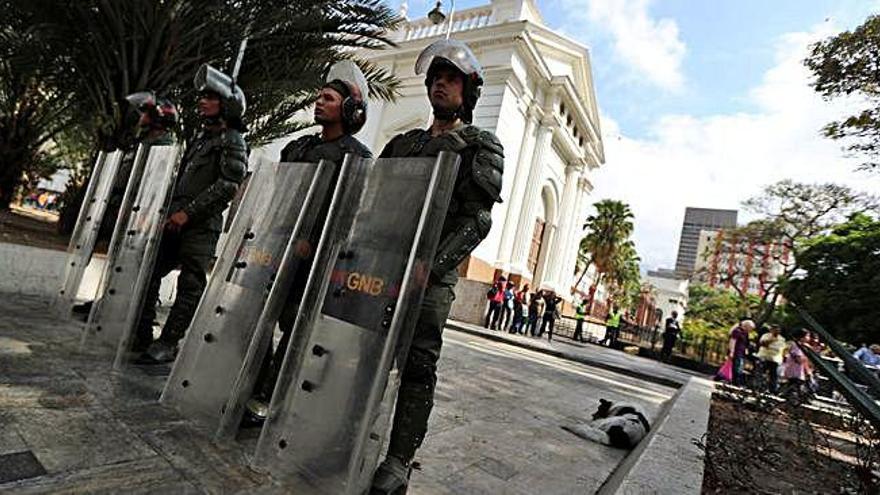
top-left (715, 358), bottom-right (733, 382)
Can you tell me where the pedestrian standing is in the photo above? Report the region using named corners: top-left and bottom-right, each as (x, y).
top-left (500, 281), bottom-right (515, 331)
top-left (729, 319), bottom-right (754, 386)
top-left (756, 324), bottom-right (786, 393)
top-left (780, 328), bottom-right (811, 401)
top-left (572, 300), bottom-right (587, 342)
top-left (660, 311), bottom-right (681, 361)
top-left (539, 290), bottom-right (561, 342)
top-left (526, 290), bottom-right (544, 337)
top-left (484, 276), bottom-right (505, 329)
top-left (510, 283), bottom-right (528, 334)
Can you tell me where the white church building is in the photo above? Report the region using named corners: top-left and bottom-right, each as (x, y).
top-left (264, 0), bottom-right (606, 323)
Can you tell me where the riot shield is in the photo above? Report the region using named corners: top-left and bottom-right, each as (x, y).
top-left (213, 154), bottom-right (369, 440)
top-left (106, 145), bottom-right (183, 368)
top-left (81, 145), bottom-right (181, 350)
top-left (159, 158), bottom-right (339, 426)
top-left (252, 153), bottom-right (459, 494)
top-left (55, 150), bottom-right (124, 313)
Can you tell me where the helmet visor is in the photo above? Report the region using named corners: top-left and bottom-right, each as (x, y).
top-left (125, 91), bottom-right (156, 111)
top-left (414, 39), bottom-right (482, 77)
top-left (327, 60), bottom-right (369, 105)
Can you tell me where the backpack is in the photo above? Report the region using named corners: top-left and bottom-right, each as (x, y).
top-left (487, 285), bottom-right (499, 299)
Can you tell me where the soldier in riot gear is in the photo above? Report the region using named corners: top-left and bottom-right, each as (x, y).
top-left (244, 60), bottom-right (373, 422)
top-left (71, 92), bottom-right (178, 319)
top-left (136, 65), bottom-right (248, 363)
top-left (370, 39), bottom-right (503, 494)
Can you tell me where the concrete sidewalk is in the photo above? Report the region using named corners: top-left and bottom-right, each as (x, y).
top-left (0, 293), bottom-right (678, 494)
top-left (446, 319), bottom-right (704, 388)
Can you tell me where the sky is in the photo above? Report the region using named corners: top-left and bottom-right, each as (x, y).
top-left (395, 0), bottom-right (880, 271)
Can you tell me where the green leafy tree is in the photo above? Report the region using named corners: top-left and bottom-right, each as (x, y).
top-left (785, 213), bottom-right (880, 344)
top-left (697, 180), bottom-right (876, 326)
top-left (805, 15), bottom-right (880, 170)
top-left (0, 2), bottom-right (73, 210)
top-left (606, 240), bottom-right (641, 310)
top-left (683, 284), bottom-right (751, 340)
top-left (575, 199), bottom-right (637, 311)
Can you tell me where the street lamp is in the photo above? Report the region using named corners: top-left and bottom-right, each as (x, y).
top-left (427, 0), bottom-right (455, 39)
top-left (427, 1), bottom-right (446, 25)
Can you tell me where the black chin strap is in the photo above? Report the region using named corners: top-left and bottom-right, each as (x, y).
top-left (201, 114), bottom-right (223, 127)
top-left (432, 104), bottom-right (462, 122)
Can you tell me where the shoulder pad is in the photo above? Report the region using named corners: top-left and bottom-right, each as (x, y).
top-left (458, 125), bottom-right (504, 155)
top-left (219, 129), bottom-right (248, 183)
top-left (466, 127), bottom-right (504, 202)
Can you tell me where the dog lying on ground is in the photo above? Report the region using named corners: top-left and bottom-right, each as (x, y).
top-left (562, 398), bottom-right (651, 449)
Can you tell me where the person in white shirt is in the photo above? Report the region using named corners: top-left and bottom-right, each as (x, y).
top-left (756, 325), bottom-right (786, 393)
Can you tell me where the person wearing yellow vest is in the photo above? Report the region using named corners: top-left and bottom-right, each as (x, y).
top-left (573, 300), bottom-right (588, 343)
top-left (602, 306), bottom-right (622, 347)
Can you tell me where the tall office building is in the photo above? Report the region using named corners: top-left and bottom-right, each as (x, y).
top-left (674, 207), bottom-right (738, 279)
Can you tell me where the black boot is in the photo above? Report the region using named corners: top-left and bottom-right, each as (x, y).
top-left (370, 455), bottom-right (412, 495)
top-left (134, 340), bottom-right (177, 364)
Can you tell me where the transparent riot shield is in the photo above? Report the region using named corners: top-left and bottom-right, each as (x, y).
top-left (159, 158), bottom-right (338, 426)
top-left (252, 153), bottom-right (460, 494)
top-left (104, 145), bottom-right (183, 368)
top-left (80, 144), bottom-right (181, 350)
top-left (213, 155), bottom-right (369, 440)
top-left (55, 150), bottom-right (124, 313)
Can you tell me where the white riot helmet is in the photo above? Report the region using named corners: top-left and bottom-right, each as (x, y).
top-left (194, 64), bottom-right (247, 120)
top-left (324, 60), bottom-right (369, 134)
top-left (415, 39), bottom-right (484, 123)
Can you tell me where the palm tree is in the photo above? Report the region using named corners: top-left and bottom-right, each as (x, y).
top-left (0, 2), bottom-right (73, 210)
top-left (4, 0), bottom-right (401, 212)
top-left (606, 240), bottom-right (641, 309)
top-left (574, 199), bottom-right (636, 312)
top-left (24, 0), bottom-right (401, 151)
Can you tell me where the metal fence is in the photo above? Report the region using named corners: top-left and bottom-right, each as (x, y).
top-left (548, 315), bottom-right (729, 369)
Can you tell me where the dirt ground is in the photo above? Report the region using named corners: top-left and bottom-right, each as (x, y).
top-left (700, 395), bottom-right (877, 494)
top-left (0, 206), bottom-right (69, 251)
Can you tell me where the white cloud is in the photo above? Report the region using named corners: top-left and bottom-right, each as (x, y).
top-left (560, 0), bottom-right (686, 91)
top-left (586, 23), bottom-right (880, 271)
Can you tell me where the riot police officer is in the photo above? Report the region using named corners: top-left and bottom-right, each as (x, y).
top-left (136, 65), bottom-right (248, 363)
top-left (244, 60), bottom-right (374, 421)
top-left (71, 92), bottom-right (178, 319)
top-left (371, 39), bottom-right (503, 494)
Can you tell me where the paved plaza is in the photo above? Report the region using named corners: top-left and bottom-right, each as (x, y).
top-left (0, 294), bottom-right (675, 494)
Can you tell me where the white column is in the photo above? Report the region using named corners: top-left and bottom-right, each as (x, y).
top-left (534, 223), bottom-right (556, 288)
top-left (494, 107), bottom-right (538, 271)
top-left (546, 163), bottom-right (580, 290)
top-left (561, 176), bottom-right (588, 293)
top-left (510, 118), bottom-right (555, 278)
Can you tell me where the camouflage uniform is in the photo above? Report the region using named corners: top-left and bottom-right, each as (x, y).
top-left (379, 124), bottom-right (503, 463)
top-left (135, 128), bottom-right (247, 349)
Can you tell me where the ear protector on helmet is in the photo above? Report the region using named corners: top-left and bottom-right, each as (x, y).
top-left (326, 79), bottom-right (367, 134)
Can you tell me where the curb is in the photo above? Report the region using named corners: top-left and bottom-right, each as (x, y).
top-left (445, 321), bottom-right (686, 389)
top-left (598, 377), bottom-right (715, 495)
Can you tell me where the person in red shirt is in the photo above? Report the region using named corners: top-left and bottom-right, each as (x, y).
top-left (484, 276), bottom-right (506, 329)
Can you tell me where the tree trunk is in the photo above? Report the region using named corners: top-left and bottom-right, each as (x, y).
top-left (0, 145), bottom-right (28, 211)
